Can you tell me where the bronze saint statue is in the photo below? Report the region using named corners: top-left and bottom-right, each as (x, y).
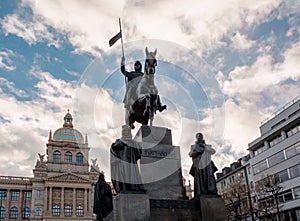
top-left (110, 125), bottom-right (145, 192)
top-left (189, 133), bottom-right (218, 197)
top-left (93, 173), bottom-right (113, 221)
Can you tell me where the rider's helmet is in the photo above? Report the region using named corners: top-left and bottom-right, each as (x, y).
top-left (134, 61), bottom-right (142, 72)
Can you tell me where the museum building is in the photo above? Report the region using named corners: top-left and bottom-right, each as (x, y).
top-left (0, 111), bottom-right (99, 220)
top-left (248, 96), bottom-right (300, 220)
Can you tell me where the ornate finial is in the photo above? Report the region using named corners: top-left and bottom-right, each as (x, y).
top-left (49, 130), bottom-right (52, 140)
top-left (85, 134), bottom-right (88, 144)
top-left (63, 110), bottom-right (73, 128)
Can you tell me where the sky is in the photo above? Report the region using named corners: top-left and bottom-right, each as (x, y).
top-left (0, 0), bottom-right (299, 182)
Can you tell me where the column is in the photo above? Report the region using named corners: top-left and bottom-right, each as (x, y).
top-left (89, 187), bottom-right (93, 213)
top-left (6, 189), bottom-right (11, 219)
top-left (281, 130), bottom-right (287, 139)
top-left (264, 141), bottom-right (270, 149)
top-left (43, 187), bottom-right (48, 215)
top-left (72, 188), bottom-right (76, 217)
top-left (84, 188), bottom-right (88, 213)
top-left (49, 187), bottom-right (52, 213)
top-left (60, 187), bottom-right (64, 217)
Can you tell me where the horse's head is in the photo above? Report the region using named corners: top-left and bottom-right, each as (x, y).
top-left (144, 47), bottom-right (157, 75)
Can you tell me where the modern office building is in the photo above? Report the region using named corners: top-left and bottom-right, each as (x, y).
top-left (248, 96), bottom-right (300, 220)
top-left (0, 111), bottom-right (99, 220)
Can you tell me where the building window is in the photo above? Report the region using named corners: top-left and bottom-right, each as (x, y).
top-left (290, 164), bottom-right (300, 179)
top-left (253, 160), bottom-right (268, 174)
top-left (52, 204), bottom-right (60, 216)
top-left (269, 134), bottom-right (283, 147)
top-left (22, 207), bottom-right (30, 219)
top-left (277, 169), bottom-right (289, 182)
top-left (64, 205), bottom-right (72, 217)
top-left (76, 205), bottom-right (84, 217)
top-left (11, 191), bottom-right (20, 201)
top-left (53, 150), bottom-right (61, 163)
top-left (268, 151), bottom-right (285, 167)
top-left (10, 207), bottom-right (18, 219)
top-left (278, 190), bottom-right (293, 204)
top-left (24, 191), bottom-right (31, 201)
top-left (294, 187), bottom-right (300, 199)
top-left (65, 151), bottom-right (72, 163)
top-left (287, 123), bottom-right (300, 137)
top-left (37, 190), bottom-right (43, 199)
top-left (0, 189), bottom-right (7, 200)
top-left (286, 142), bottom-right (300, 159)
top-left (35, 207), bottom-right (42, 216)
top-left (76, 152), bottom-right (84, 164)
top-left (0, 206), bottom-right (5, 218)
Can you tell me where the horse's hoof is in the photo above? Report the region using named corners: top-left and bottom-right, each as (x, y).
top-left (158, 105), bottom-right (167, 112)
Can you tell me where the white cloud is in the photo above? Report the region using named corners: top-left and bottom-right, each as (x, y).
top-left (0, 77), bottom-right (27, 97)
top-left (231, 32), bottom-right (255, 50)
top-left (0, 49), bottom-right (16, 71)
top-left (2, 0), bottom-right (285, 56)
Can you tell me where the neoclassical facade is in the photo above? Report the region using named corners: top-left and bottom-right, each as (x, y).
top-left (0, 111), bottom-right (99, 220)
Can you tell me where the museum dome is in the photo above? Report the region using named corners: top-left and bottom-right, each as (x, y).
top-left (53, 110), bottom-right (84, 143)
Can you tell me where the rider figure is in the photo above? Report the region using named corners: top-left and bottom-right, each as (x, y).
top-left (121, 56), bottom-right (143, 113)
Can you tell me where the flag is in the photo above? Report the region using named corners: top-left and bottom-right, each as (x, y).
top-left (109, 31), bottom-right (122, 47)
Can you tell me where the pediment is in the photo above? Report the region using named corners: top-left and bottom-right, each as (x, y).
top-left (47, 172), bottom-right (90, 183)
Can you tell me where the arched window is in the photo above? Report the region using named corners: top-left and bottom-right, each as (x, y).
top-left (76, 205), bottom-right (84, 217)
top-left (52, 204), bottom-right (60, 216)
top-left (76, 153), bottom-right (83, 165)
top-left (64, 205), bottom-right (72, 217)
top-left (65, 151), bottom-right (72, 163)
top-left (22, 207), bottom-right (30, 219)
top-left (35, 207), bottom-right (42, 216)
top-left (0, 206), bottom-right (5, 218)
top-left (53, 150), bottom-right (61, 163)
top-left (10, 207), bottom-right (18, 218)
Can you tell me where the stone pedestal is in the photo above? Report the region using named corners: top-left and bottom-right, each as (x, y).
top-left (199, 195), bottom-right (226, 221)
top-left (135, 125), bottom-right (186, 200)
top-left (105, 193), bottom-right (150, 221)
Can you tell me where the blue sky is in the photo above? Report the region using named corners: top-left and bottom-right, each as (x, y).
top-left (0, 0), bottom-right (299, 180)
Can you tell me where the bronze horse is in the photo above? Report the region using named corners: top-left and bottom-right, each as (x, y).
top-left (128, 47), bottom-right (166, 129)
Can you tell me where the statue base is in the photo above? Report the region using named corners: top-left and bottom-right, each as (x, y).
top-left (104, 193), bottom-right (150, 221)
top-left (135, 125), bottom-right (187, 200)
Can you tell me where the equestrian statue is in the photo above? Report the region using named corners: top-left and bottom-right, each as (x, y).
top-left (120, 47), bottom-right (166, 129)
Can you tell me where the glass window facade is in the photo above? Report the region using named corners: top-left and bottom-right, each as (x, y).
top-left (22, 207), bottom-right (30, 219)
top-left (0, 189), bottom-right (7, 200)
top-left (76, 152), bottom-right (84, 164)
top-left (76, 205), bottom-right (84, 217)
top-left (35, 207), bottom-right (42, 216)
top-left (11, 190), bottom-right (19, 201)
top-left (52, 204), bottom-right (60, 216)
top-left (268, 151), bottom-right (285, 167)
top-left (0, 207), bottom-right (5, 218)
top-left (253, 160), bottom-right (268, 174)
top-left (64, 205), bottom-right (72, 217)
top-left (53, 150), bottom-right (61, 163)
top-left (290, 164), bottom-right (300, 179)
top-left (10, 207), bottom-right (18, 218)
top-left (65, 151), bottom-right (72, 163)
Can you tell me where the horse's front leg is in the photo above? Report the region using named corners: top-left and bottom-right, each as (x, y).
top-left (143, 94), bottom-right (151, 116)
